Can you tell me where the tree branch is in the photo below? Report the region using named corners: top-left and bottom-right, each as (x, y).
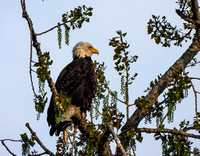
top-left (116, 1), bottom-right (200, 155)
top-left (21, 1), bottom-right (112, 155)
top-left (107, 123), bottom-right (128, 156)
top-left (36, 23), bottom-right (66, 36)
top-left (190, 79), bottom-right (199, 124)
top-left (105, 84), bottom-right (126, 105)
top-left (21, 0), bottom-right (58, 97)
top-left (25, 123), bottom-right (54, 156)
top-left (176, 9), bottom-right (196, 24)
top-left (191, 0), bottom-right (200, 22)
top-left (0, 139), bottom-right (22, 156)
top-left (137, 127), bottom-right (200, 139)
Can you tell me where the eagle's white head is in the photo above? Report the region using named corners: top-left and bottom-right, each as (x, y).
top-left (72, 42), bottom-right (99, 59)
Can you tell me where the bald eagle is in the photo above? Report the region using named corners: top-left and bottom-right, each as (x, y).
top-left (47, 42), bottom-right (99, 136)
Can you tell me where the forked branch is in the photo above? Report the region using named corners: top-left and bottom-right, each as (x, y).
top-left (25, 123), bottom-right (54, 156)
top-left (21, 0), bottom-right (57, 97)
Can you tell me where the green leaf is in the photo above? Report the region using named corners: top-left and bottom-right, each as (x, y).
top-left (154, 36), bottom-right (161, 44)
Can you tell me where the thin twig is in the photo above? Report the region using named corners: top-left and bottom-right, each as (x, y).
top-left (159, 111), bottom-right (168, 127)
top-left (137, 127), bottom-right (200, 139)
top-left (36, 23), bottom-right (66, 36)
top-left (0, 139), bottom-right (22, 156)
top-left (190, 80), bottom-right (199, 124)
top-left (105, 85), bottom-right (126, 105)
top-left (107, 123), bottom-right (128, 156)
top-left (190, 77), bottom-right (200, 80)
top-left (25, 123), bottom-right (55, 156)
top-left (29, 25), bottom-right (37, 97)
top-left (185, 71), bottom-right (200, 124)
top-left (29, 152), bottom-right (46, 156)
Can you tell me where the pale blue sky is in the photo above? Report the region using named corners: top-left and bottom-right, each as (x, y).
top-left (0, 0), bottom-right (200, 155)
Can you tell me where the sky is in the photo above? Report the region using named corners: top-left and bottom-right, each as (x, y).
top-left (0, 0), bottom-right (200, 155)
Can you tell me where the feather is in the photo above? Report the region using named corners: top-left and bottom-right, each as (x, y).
top-left (47, 42), bottom-right (98, 136)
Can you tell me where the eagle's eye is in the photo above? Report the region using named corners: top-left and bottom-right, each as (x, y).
top-left (88, 46), bottom-right (93, 49)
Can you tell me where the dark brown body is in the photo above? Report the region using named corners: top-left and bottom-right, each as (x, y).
top-left (47, 56), bottom-right (97, 136)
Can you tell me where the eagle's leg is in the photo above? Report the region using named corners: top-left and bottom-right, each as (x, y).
top-left (64, 123), bottom-right (72, 144)
top-left (64, 127), bottom-right (70, 144)
top-left (81, 113), bottom-right (85, 118)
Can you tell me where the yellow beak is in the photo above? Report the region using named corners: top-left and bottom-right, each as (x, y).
top-left (91, 48), bottom-right (99, 55)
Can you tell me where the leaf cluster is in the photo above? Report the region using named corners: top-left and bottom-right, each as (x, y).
top-left (121, 128), bottom-right (144, 155)
top-left (102, 94), bottom-right (124, 131)
top-left (56, 136), bottom-right (68, 156)
top-left (135, 96), bottom-right (151, 111)
top-left (144, 74), bottom-right (162, 92)
top-left (176, 0), bottom-right (192, 17)
top-left (34, 52), bottom-right (53, 82)
top-left (160, 133), bottom-right (192, 155)
top-left (73, 122), bottom-right (103, 155)
top-left (91, 61), bottom-right (107, 119)
top-left (153, 120), bottom-right (200, 155)
top-left (33, 52), bottom-right (53, 116)
top-left (58, 5), bottom-right (93, 48)
top-left (54, 91), bottom-right (72, 124)
top-left (20, 133), bottom-right (35, 156)
top-left (147, 15), bottom-right (192, 47)
top-left (109, 30), bottom-right (138, 76)
top-left (164, 72), bottom-right (191, 123)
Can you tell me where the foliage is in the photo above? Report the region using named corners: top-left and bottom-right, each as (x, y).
top-left (164, 72), bottom-right (191, 123)
top-left (109, 30), bottom-right (138, 119)
top-left (160, 133), bottom-right (192, 155)
top-left (20, 133), bottom-right (35, 156)
top-left (147, 0), bottom-right (194, 47)
top-left (176, 0), bottom-right (192, 17)
top-left (57, 5), bottom-right (93, 48)
top-left (32, 51), bottom-right (52, 119)
top-left (56, 136), bottom-right (68, 156)
top-left (16, 0), bottom-right (200, 155)
top-left (147, 15), bottom-right (193, 47)
top-left (54, 92), bottom-right (72, 124)
top-left (32, 5), bottom-right (93, 117)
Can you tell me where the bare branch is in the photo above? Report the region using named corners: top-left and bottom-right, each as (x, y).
top-left (190, 79), bottom-right (199, 124)
top-left (190, 77), bottom-right (200, 80)
top-left (21, 0), bottom-right (58, 97)
top-left (36, 23), bottom-right (66, 36)
top-left (105, 85), bottom-right (126, 105)
top-left (25, 123), bottom-right (54, 156)
top-left (137, 127), bottom-right (200, 139)
top-left (0, 139), bottom-right (22, 156)
top-left (107, 123), bottom-right (128, 156)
